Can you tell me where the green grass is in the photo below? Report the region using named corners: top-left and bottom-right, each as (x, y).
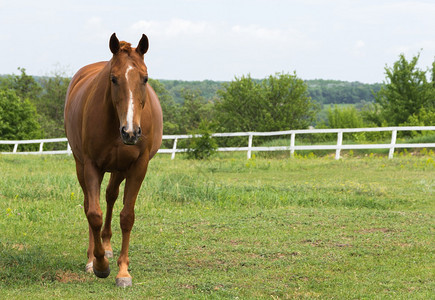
top-left (0, 154), bottom-right (434, 299)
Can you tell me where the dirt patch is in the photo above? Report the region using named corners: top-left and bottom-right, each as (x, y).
top-left (181, 284), bottom-right (196, 290)
top-left (56, 270), bottom-right (87, 283)
top-left (359, 228), bottom-right (395, 234)
top-left (11, 244), bottom-right (26, 251)
top-left (301, 239), bottom-right (323, 247)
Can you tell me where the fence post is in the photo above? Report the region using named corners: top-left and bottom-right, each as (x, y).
top-left (13, 143), bottom-right (18, 153)
top-left (389, 129), bottom-right (397, 159)
top-left (247, 133), bottom-right (253, 159)
top-left (39, 142), bottom-right (44, 153)
top-left (290, 132), bottom-right (295, 158)
top-left (335, 131), bottom-right (343, 160)
top-left (171, 138), bottom-right (178, 160)
top-left (67, 143), bottom-right (72, 155)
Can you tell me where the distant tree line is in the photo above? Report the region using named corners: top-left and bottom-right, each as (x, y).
top-left (0, 53), bottom-right (433, 145)
top-left (158, 78), bottom-right (382, 105)
top-left (307, 80), bottom-right (382, 104)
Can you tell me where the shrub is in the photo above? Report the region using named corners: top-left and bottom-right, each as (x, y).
top-left (186, 122), bottom-right (218, 160)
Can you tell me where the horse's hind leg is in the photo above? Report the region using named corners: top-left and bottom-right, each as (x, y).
top-left (74, 160), bottom-right (95, 273)
top-left (102, 172), bottom-right (125, 258)
top-left (82, 162), bottom-right (110, 278)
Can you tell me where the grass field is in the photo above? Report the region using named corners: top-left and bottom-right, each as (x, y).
top-left (0, 153), bottom-right (434, 299)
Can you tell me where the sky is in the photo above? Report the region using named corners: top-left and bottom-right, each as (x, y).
top-left (0, 0), bottom-right (434, 83)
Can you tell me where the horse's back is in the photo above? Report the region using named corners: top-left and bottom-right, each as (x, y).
top-left (65, 61), bottom-right (107, 112)
top-left (65, 61), bottom-right (107, 109)
top-left (64, 61), bottom-right (108, 161)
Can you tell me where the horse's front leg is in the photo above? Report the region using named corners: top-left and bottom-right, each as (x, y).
top-left (83, 162), bottom-right (110, 278)
top-left (102, 172), bottom-right (125, 258)
top-left (116, 158), bottom-right (149, 287)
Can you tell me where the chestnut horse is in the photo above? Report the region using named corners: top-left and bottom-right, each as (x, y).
top-left (64, 33), bottom-right (163, 287)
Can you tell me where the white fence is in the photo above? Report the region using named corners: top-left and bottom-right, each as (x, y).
top-left (1, 126), bottom-right (434, 160)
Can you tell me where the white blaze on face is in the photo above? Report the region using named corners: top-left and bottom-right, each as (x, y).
top-left (125, 65), bottom-right (134, 132)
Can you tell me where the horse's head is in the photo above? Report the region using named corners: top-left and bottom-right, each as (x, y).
top-left (109, 33), bottom-right (149, 145)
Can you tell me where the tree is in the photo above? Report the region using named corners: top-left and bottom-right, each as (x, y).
top-left (37, 69), bottom-right (71, 137)
top-left (263, 72), bottom-right (318, 131)
top-left (215, 74), bottom-right (263, 132)
top-left (179, 88), bottom-right (214, 133)
top-left (0, 89), bottom-right (42, 141)
top-left (149, 78), bottom-right (180, 135)
top-left (215, 73), bottom-right (317, 132)
top-left (0, 67), bottom-right (42, 102)
top-left (375, 53), bottom-right (435, 125)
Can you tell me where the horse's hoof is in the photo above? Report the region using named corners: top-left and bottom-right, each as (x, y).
top-left (116, 277), bottom-right (132, 287)
top-left (105, 250), bottom-right (113, 258)
top-left (93, 265), bottom-right (111, 278)
top-left (85, 262), bottom-right (93, 273)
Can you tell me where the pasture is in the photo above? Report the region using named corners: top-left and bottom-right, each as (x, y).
top-left (0, 153), bottom-right (434, 299)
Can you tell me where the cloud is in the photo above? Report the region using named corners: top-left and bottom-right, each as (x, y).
top-left (231, 25), bottom-right (286, 41)
top-left (131, 19), bottom-right (209, 37)
top-left (127, 17), bottom-right (321, 80)
top-left (131, 18), bottom-right (318, 58)
top-left (352, 40), bottom-right (366, 57)
top-left (82, 16), bottom-right (112, 42)
top-left (336, 0), bottom-right (435, 27)
top-left (131, 18), bottom-right (313, 45)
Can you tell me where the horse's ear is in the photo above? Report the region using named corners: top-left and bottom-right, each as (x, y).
top-left (136, 34), bottom-right (149, 56)
top-left (110, 33), bottom-right (120, 55)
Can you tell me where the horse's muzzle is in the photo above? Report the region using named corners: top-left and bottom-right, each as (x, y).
top-left (120, 126), bottom-right (141, 145)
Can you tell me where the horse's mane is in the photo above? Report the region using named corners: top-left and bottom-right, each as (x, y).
top-left (119, 41), bottom-right (132, 54)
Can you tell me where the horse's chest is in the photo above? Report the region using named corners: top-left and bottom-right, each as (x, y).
top-left (94, 145), bottom-right (142, 172)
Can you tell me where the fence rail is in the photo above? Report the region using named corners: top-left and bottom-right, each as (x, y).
top-left (1, 126), bottom-right (434, 159)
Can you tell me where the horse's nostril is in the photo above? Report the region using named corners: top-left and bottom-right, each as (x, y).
top-left (120, 126), bottom-right (140, 144)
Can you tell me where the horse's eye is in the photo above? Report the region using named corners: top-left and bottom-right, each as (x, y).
top-left (111, 76), bottom-right (118, 85)
top-left (143, 76), bottom-right (148, 85)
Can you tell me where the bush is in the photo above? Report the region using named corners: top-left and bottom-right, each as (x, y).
top-left (186, 122), bottom-right (218, 160)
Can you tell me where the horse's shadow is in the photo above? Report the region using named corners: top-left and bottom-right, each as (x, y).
top-left (0, 242), bottom-right (91, 285)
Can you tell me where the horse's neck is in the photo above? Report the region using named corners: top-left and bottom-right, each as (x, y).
top-left (87, 67), bottom-right (119, 128)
